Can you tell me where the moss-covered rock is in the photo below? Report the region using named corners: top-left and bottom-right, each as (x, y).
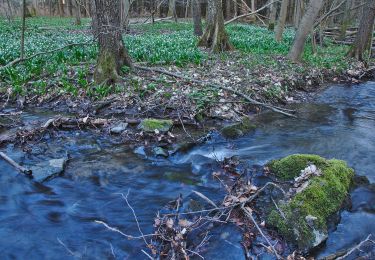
top-left (266, 155), bottom-right (354, 252)
top-left (138, 118), bottom-right (173, 133)
top-left (220, 117), bottom-right (256, 139)
top-left (267, 154), bottom-right (328, 180)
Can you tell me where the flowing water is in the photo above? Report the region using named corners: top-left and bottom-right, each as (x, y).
top-left (0, 82), bottom-right (375, 259)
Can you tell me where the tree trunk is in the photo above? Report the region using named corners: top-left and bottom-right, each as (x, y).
top-left (93, 0), bottom-right (132, 84)
top-left (225, 0), bottom-right (231, 19)
top-left (121, 0), bottom-right (131, 29)
top-left (74, 0), bottom-right (81, 25)
top-left (198, 0), bottom-right (232, 52)
top-left (192, 0), bottom-right (202, 36)
top-left (58, 0), bottom-right (64, 17)
top-left (168, 0), bottom-right (177, 21)
top-left (339, 0), bottom-right (352, 41)
top-left (348, 0), bottom-right (375, 61)
top-left (275, 0), bottom-right (289, 42)
top-left (287, 0), bottom-right (324, 62)
top-left (268, 0), bottom-right (277, 30)
top-left (67, 0), bottom-right (73, 16)
top-left (20, 0), bottom-right (26, 59)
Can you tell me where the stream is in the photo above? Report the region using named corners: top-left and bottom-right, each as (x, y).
top-left (0, 82), bottom-right (374, 259)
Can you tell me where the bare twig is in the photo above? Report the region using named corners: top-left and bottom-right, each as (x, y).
top-left (242, 206), bottom-right (281, 259)
top-left (225, 0), bottom-right (280, 25)
top-left (193, 190), bottom-right (218, 208)
top-left (94, 220), bottom-right (156, 240)
top-left (336, 234), bottom-right (374, 260)
top-left (120, 190), bottom-right (149, 246)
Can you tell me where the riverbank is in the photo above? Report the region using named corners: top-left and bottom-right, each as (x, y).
top-left (1, 18), bottom-right (375, 150)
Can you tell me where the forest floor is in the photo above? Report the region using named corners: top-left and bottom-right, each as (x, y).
top-left (0, 17), bottom-right (374, 145)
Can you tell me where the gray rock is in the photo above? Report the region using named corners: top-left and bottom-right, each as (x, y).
top-left (110, 122), bottom-right (128, 134)
top-left (31, 157), bottom-right (68, 182)
top-left (153, 147), bottom-right (169, 157)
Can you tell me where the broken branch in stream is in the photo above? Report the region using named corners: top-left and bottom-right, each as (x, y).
top-left (0, 151), bottom-right (32, 175)
top-left (135, 65), bottom-right (297, 117)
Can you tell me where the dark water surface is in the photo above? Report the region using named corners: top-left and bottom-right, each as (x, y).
top-left (0, 82), bottom-right (374, 259)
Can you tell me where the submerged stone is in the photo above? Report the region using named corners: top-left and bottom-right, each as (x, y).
top-left (138, 118), bottom-right (173, 133)
top-left (220, 117), bottom-right (256, 139)
top-left (266, 154), bottom-right (354, 252)
top-left (153, 146), bottom-right (169, 157)
top-left (31, 157), bottom-right (68, 182)
top-left (110, 122), bottom-right (128, 134)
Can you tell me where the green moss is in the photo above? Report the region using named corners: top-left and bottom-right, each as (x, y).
top-left (268, 154), bottom-right (328, 180)
top-left (138, 118), bottom-right (173, 132)
top-left (94, 50), bottom-right (118, 84)
top-left (267, 157), bottom-right (354, 251)
top-left (221, 117), bottom-right (256, 139)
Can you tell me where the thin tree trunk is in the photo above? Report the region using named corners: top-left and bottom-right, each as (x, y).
top-left (192, 0), bottom-right (202, 36)
top-left (275, 0), bottom-right (289, 42)
top-left (198, 0), bottom-right (232, 52)
top-left (67, 0), bottom-right (73, 16)
top-left (287, 0), bottom-right (325, 62)
top-left (93, 0), bottom-right (132, 84)
top-left (168, 0), bottom-right (177, 21)
top-left (74, 0), bottom-right (81, 25)
top-left (58, 0), bottom-right (64, 17)
top-left (339, 0), bottom-right (353, 40)
top-left (121, 0), bottom-right (130, 29)
top-left (20, 0), bottom-right (26, 59)
top-left (268, 0), bottom-right (277, 30)
top-left (348, 0), bottom-right (375, 61)
top-left (226, 0), bottom-right (231, 19)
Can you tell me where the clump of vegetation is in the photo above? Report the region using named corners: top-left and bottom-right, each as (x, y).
top-left (267, 154), bottom-right (354, 251)
top-left (220, 117), bottom-right (256, 138)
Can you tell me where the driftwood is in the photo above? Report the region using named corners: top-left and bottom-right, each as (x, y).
top-left (135, 65), bottom-right (297, 117)
top-left (0, 151), bottom-right (32, 175)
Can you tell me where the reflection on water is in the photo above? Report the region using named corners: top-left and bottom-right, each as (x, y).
top-left (0, 82), bottom-right (374, 259)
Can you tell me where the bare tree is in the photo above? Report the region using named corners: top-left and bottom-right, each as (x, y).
top-left (198, 0), bottom-right (232, 52)
top-left (274, 0), bottom-right (289, 42)
top-left (191, 0), bottom-right (202, 36)
top-left (347, 0), bottom-right (375, 60)
top-left (93, 0), bottom-right (132, 84)
top-left (287, 0), bottom-right (325, 62)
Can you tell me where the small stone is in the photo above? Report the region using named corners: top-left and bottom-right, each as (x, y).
top-left (110, 122), bottom-right (128, 134)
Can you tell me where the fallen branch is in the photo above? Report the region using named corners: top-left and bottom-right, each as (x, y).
top-left (225, 0), bottom-right (280, 25)
top-left (135, 65), bottom-right (296, 118)
top-left (0, 151), bottom-right (32, 175)
top-left (0, 38), bottom-right (94, 70)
